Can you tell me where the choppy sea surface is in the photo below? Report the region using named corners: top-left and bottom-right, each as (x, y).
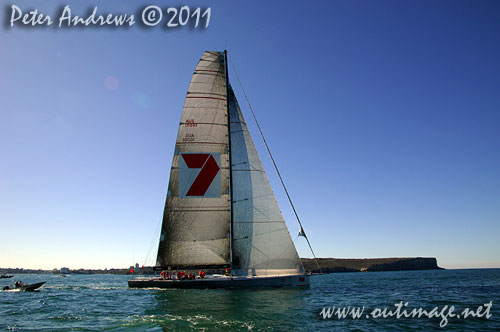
top-left (1, 269), bottom-right (499, 331)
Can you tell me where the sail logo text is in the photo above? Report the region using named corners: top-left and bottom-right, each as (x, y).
top-left (179, 153), bottom-right (221, 198)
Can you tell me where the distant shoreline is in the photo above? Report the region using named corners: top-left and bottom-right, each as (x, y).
top-left (0, 268), bottom-right (133, 275)
top-left (1, 257), bottom-right (443, 275)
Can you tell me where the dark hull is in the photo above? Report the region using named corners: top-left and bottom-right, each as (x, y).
top-left (128, 275), bottom-right (309, 289)
top-left (20, 282), bottom-right (46, 291)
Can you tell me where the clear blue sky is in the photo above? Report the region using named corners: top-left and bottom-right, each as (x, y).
top-left (1, 0), bottom-right (499, 269)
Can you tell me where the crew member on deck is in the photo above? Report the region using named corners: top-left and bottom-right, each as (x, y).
top-left (199, 270), bottom-right (206, 279)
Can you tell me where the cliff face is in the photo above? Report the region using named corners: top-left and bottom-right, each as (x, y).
top-left (301, 257), bottom-right (441, 274)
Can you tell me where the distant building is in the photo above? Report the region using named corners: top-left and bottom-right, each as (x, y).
top-left (135, 263), bottom-right (139, 269)
top-left (61, 267), bottom-right (70, 274)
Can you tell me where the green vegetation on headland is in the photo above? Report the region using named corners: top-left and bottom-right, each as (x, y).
top-left (1, 257), bottom-right (441, 275)
top-left (301, 257), bottom-right (442, 273)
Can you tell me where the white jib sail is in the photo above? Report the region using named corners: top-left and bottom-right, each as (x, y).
top-left (228, 86), bottom-right (304, 276)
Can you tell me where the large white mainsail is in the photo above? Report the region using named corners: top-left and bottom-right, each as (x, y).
top-left (156, 51), bottom-right (230, 268)
top-left (156, 51), bottom-right (304, 276)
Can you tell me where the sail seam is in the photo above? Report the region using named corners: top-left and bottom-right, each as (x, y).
top-left (176, 141), bottom-right (226, 145)
top-left (183, 106), bottom-right (223, 110)
top-left (180, 122), bottom-right (227, 126)
top-left (234, 221), bottom-right (284, 223)
top-left (194, 69), bottom-right (224, 74)
top-left (170, 167), bottom-right (229, 170)
top-left (168, 205), bottom-right (229, 208)
top-left (168, 209), bottom-right (230, 212)
top-left (187, 92), bottom-right (226, 97)
top-left (233, 194), bottom-right (274, 202)
top-left (186, 96), bottom-right (226, 101)
top-left (193, 72), bottom-right (225, 77)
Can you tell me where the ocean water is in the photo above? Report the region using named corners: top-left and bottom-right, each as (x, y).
top-left (1, 269), bottom-right (499, 331)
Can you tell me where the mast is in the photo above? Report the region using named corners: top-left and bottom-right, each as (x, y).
top-left (224, 50), bottom-right (235, 268)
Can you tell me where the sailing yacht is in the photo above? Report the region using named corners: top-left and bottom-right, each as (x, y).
top-left (128, 51), bottom-right (310, 288)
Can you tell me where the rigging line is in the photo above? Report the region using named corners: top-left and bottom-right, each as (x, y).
top-left (143, 230), bottom-right (159, 267)
top-left (229, 57), bottom-right (321, 273)
top-left (143, 216), bottom-right (163, 267)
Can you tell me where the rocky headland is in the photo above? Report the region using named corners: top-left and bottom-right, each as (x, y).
top-left (301, 257), bottom-right (442, 274)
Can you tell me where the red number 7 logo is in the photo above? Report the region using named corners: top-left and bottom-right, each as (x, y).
top-left (181, 153), bottom-right (220, 196)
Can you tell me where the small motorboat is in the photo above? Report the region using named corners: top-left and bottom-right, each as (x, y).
top-left (2, 281), bottom-right (46, 291)
top-left (19, 281), bottom-right (46, 291)
top-left (0, 274), bottom-right (14, 279)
